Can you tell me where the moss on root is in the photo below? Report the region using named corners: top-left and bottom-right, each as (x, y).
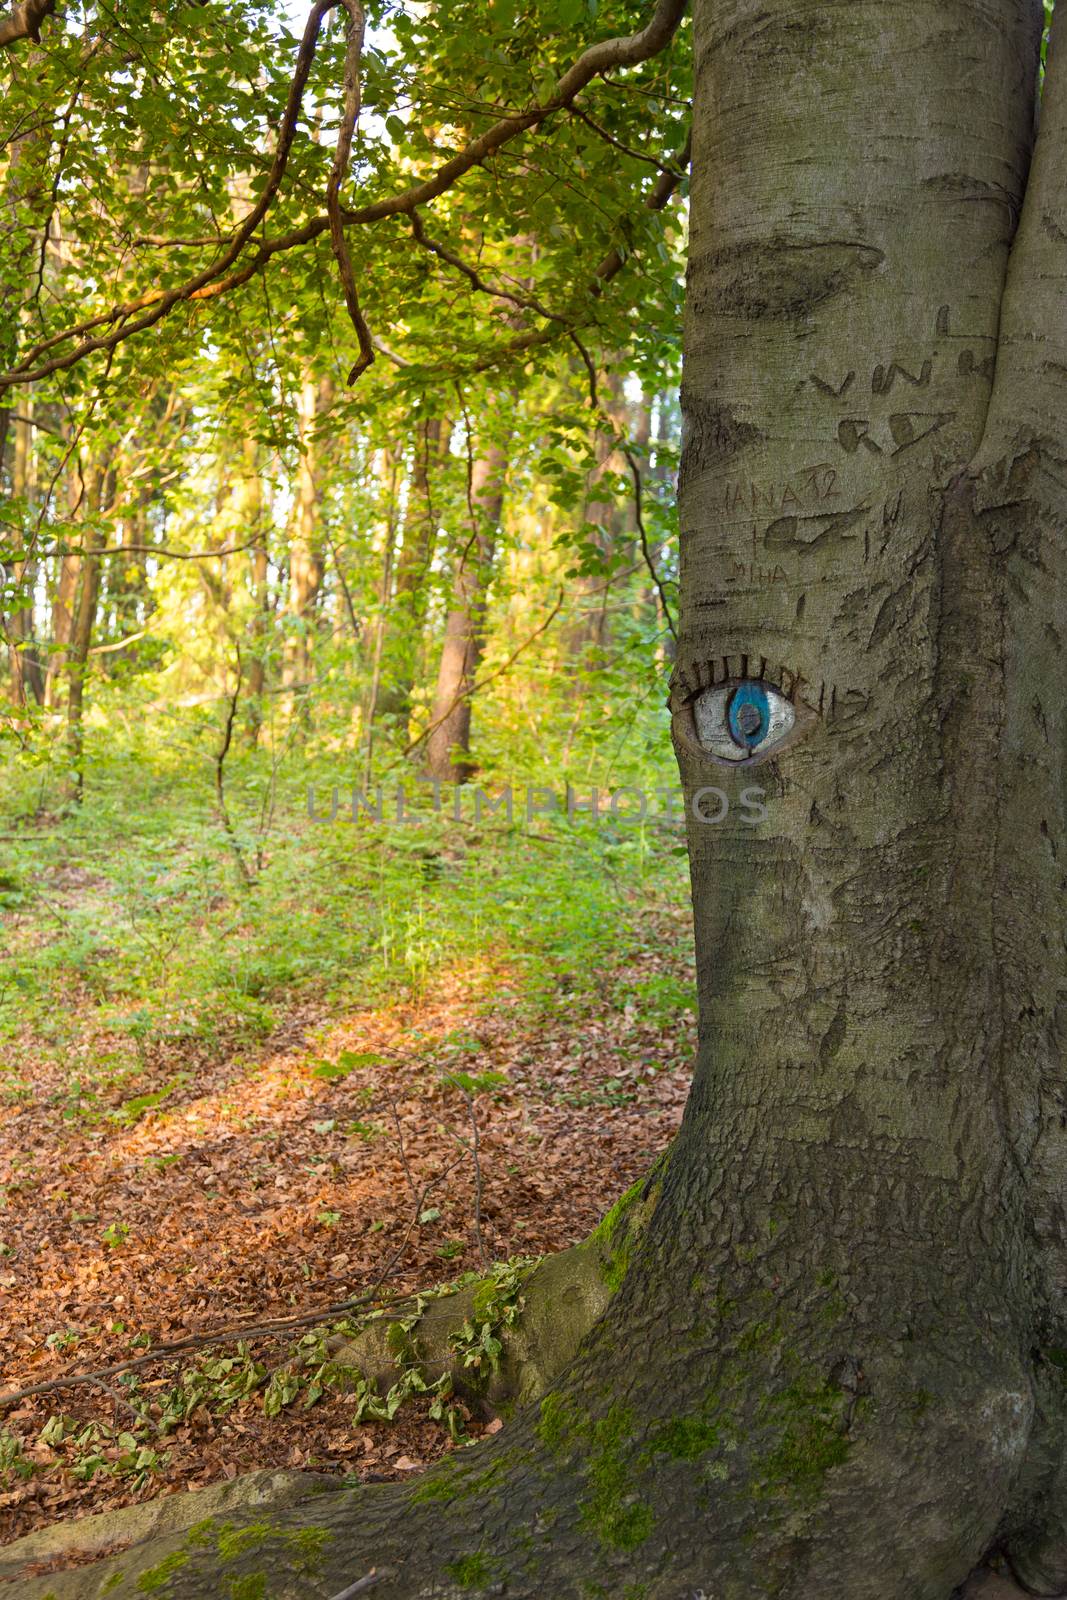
top-left (590, 1168), bottom-right (664, 1294)
top-left (752, 1378), bottom-right (851, 1501)
top-left (536, 1396), bottom-right (655, 1551)
top-left (446, 1552), bottom-right (497, 1588)
top-left (135, 1552), bottom-right (189, 1593)
top-left (225, 1577), bottom-right (267, 1600)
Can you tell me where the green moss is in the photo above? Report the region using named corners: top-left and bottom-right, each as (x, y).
top-left (535, 1391), bottom-right (582, 1455)
top-left (216, 1521), bottom-right (273, 1561)
top-left (412, 1455), bottom-right (509, 1507)
top-left (282, 1525), bottom-right (328, 1572)
top-left (579, 1404), bottom-right (653, 1551)
top-left (410, 1461), bottom-right (459, 1503)
top-left (908, 1387), bottom-right (934, 1417)
top-left (736, 1318), bottom-right (781, 1355)
top-left (646, 1413), bottom-right (723, 1462)
top-left (136, 1551), bottom-right (190, 1592)
top-left (446, 1552), bottom-right (494, 1587)
top-left (538, 1393), bottom-right (653, 1549)
top-left (753, 1379), bottom-right (850, 1501)
top-left (591, 1182), bottom-right (646, 1292)
top-left (227, 1577), bottom-right (267, 1600)
top-left (101, 1573), bottom-right (126, 1595)
top-left (184, 1519), bottom-right (216, 1549)
top-left (591, 1180), bottom-right (644, 1246)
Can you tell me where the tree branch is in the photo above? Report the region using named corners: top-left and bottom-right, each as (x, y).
top-left (0, 0), bottom-right (342, 386)
top-left (0, 0), bottom-right (55, 48)
top-left (466, 129), bottom-right (690, 375)
top-left (568, 329), bottom-right (677, 639)
top-left (409, 210), bottom-right (566, 322)
top-left (567, 103), bottom-right (686, 178)
top-left (327, 0), bottom-right (375, 382)
top-left (0, 0), bottom-right (688, 388)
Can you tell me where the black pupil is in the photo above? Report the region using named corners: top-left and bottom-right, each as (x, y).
top-left (737, 704), bottom-right (763, 738)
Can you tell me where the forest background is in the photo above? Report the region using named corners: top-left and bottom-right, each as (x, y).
top-left (0, 0), bottom-right (699, 1542)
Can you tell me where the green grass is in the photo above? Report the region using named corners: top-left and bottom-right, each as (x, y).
top-left (0, 731), bottom-right (690, 1084)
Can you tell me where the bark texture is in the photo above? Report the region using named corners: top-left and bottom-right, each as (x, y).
top-left (20, 3), bottom-right (1067, 1598)
top-left (423, 438), bottom-right (506, 781)
top-left (377, 416), bottom-right (447, 718)
top-left (283, 372), bottom-right (333, 718)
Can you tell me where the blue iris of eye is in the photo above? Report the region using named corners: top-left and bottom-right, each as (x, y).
top-left (727, 682), bottom-right (771, 750)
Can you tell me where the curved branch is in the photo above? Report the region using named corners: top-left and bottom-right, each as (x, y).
top-left (0, 0), bottom-right (341, 385)
top-left (409, 209), bottom-right (566, 322)
top-left (327, 0), bottom-right (375, 382)
top-left (465, 129), bottom-right (690, 375)
top-left (0, 0), bottom-right (55, 48)
top-left (0, 0), bottom-right (688, 388)
top-left (568, 103), bottom-right (686, 177)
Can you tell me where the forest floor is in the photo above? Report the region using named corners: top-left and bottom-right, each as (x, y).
top-left (0, 797), bottom-right (694, 1548)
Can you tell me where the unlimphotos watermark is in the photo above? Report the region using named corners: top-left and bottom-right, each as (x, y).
top-left (306, 781), bottom-right (768, 828)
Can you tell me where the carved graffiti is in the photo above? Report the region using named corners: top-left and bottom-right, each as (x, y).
top-left (718, 464), bottom-right (838, 516)
top-left (837, 411), bottom-right (955, 457)
top-left (729, 523), bottom-right (788, 587)
top-left (871, 359), bottom-right (932, 395)
top-left (811, 369), bottom-right (856, 398)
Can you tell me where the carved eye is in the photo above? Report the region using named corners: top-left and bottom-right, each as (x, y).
top-left (692, 679), bottom-right (796, 764)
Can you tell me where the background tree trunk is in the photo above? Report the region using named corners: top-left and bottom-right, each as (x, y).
top-left (565, 368), bottom-right (629, 668)
top-left (377, 414), bottom-right (447, 718)
top-left (423, 435), bottom-right (506, 782)
top-left (283, 371), bottom-right (333, 723)
top-left (7, 401), bottom-right (43, 705)
top-left (64, 468), bottom-right (107, 801)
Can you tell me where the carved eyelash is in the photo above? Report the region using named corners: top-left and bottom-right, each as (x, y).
top-left (669, 656), bottom-right (816, 709)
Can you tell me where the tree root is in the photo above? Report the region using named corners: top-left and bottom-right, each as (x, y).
top-left (327, 1237), bottom-right (613, 1416)
top-left (0, 1178), bottom-right (659, 1596)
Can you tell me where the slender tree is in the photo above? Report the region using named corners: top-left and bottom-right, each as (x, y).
top-left (377, 413), bottom-right (448, 718)
top-left (283, 370), bottom-right (333, 720)
top-left (423, 431), bottom-right (506, 781)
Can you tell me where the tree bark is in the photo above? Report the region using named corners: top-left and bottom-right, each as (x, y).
top-left (283, 371), bottom-right (333, 722)
top-left (7, 401), bottom-right (43, 704)
top-left (423, 436), bottom-right (506, 782)
top-left (64, 470), bottom-right (106, 800)
top-left (235, 436), bottom-right (269, 745)
top-left (564, 368), bottom-right (630, 667)
top-left (377, 415), bottom-right (447, 719)
top-left (25, 3), bottom-right (1067, 1597)
top-left (362, 445), bottom-right (402, 780)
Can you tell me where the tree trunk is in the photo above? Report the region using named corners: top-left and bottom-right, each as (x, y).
top-left (7, 401), bottom-right (43, 704)
top-left (283, 371), bottom-right (333, 722)
top-left (423, 436), bottom-right (506, 782)
top-left (236, 436), bottom-right (269, 745)
top-left (377, 415), bottom-right (446, 718)
top-left (27, 3), bottom-right (1067, 1597)
top-left (362, 445), bottom-right (402, 780)
top-left (43, 470), bottom-right (86, 709)
top-left (565, 368), bottom-right (629, 668)
top-left (64, 472), bottom-right (106, 801)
